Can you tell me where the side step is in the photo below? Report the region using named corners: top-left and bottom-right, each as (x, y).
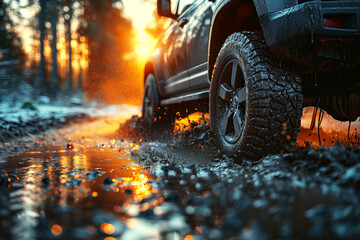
top-left (160, 90), bottom-right (209, 106)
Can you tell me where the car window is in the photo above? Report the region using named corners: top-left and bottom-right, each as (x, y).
top-left (171, 0), bottom-right (179, 15)
top-left (178, 0), bottom-right (196, 15)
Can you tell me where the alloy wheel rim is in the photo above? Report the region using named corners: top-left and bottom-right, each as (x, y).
top-left (143, 85), bottom-right (153, 119)
top-left (217, 59), bottom-right (246, 144)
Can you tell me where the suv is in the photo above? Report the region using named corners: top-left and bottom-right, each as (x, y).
top-left (142, 0), bottom-right (360, 160)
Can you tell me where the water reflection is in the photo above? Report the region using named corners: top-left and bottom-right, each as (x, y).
top-left (0, 139), bottom-right (165, 239)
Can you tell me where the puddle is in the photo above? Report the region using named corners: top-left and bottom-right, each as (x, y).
top-left (0, 114), bottom-right (188, 240)
top-left (2, 111), bottom-right (360, 240)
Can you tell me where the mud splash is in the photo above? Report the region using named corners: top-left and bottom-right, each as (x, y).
top-left (298, 107), bottom-right (360, 148)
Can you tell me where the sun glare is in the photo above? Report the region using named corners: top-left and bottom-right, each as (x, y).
top-left (136, 43), bottom-right (151, 58)
top-left (135, 31), bottom-right (155, 59)
top-left (122, 0), bottom-right (156, 30)
top-left (122, 0), bottom-right (157, 59)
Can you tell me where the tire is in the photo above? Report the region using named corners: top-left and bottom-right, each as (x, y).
top-left (209, 32), bottom-right (303, 161)
top-left (142, 74), bottom-right (175, 130)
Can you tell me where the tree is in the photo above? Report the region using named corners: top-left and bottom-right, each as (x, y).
top-left (0, 0), bottom-right (28, 105)
top-left (63, 0), bottom-right (73, 92)
top-left (82, 0), bottom-right (137, 104)
top-left (34, 0), bottom-right (47, 98)
top-left (50, 0), bottom-right (59, 98)
top-left (0, 0), bottom-right (25, 62)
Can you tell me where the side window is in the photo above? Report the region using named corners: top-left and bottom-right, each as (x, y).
top-left (177, 0), bottom-right (196, 15)
top-left (171, 0), bottom-right (180, 15)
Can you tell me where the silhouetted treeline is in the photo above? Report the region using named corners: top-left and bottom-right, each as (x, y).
top-left (82, 0), bottom-right (139, 104)
top-left (1, 0), bottom-right (161, 105)
top-left (0, 1), bottom-right (25, 66)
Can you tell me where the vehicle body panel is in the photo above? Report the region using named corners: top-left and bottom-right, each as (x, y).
top-left (184, 0), bottom-right (212, 90)
top-left (151, 0), bottom-right (214, 98)
top-left (261, 1), bottom-right (360, 70)
top-left (162, 18), bottom-right (188, 96)
top-left (149, 0), bottom-right (360, 103)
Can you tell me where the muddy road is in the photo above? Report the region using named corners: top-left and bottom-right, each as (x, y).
top-left (1, 108), bottom-right (360, 240)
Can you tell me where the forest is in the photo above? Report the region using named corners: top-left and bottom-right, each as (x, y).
top-left (0, 0), bottom-right (164, 106)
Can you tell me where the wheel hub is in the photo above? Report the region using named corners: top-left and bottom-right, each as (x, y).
top-left (231, 95), bottom-right (238, 110)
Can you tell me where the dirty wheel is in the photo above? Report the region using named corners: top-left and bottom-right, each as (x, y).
top-left (142, 74), bottom-right (161, 128)
top-left (142, 74), bottom-right (174, 130)
top-left (210, 32), bottom-right (303, 161)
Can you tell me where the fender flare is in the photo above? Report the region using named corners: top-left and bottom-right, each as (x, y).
top-left (144, 48), bottom-right (167, 98)
top-left (207, 0), bottom-right (268, 80)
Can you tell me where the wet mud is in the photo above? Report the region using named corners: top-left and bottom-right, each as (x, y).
top-left (0, 112), bottom-right (360, 240)
top-left (0, 113), bottom-right (90, 143)
top-left (119, 114), bottom-right (360, 239)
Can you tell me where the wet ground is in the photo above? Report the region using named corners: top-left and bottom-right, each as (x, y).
top-left (1, 108), bottom-right (360, 240)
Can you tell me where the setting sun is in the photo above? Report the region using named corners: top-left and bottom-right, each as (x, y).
top-left (122, 0), bottom-right (156, 30)
top-left (136, 43), bottom-right (151, 58)
top-left (135, 31), bottom-right (155, 59)
top-left (122, 0), bottom-right (157, 59)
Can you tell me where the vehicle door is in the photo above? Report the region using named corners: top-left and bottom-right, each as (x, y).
top-left (183, 0), bottom-right (213, 91)
top-left (162, 0), bottom-right (195, 97)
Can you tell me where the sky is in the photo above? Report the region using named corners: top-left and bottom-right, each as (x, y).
top-left (122, 0), bottom-right (157, 31)
top-left (12, 0), bottom-right (158, 59)
top-left (2, 0), bottom-right (161, 63)
top-left (122, 0), bottom-right (158, 58)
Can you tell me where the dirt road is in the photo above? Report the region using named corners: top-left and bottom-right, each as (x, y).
top-left (1, 107), bottom-right (360, 240)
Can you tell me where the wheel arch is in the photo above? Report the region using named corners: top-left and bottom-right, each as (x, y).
top-left (144, 61), bottom-right (155, 85)
top-left (144, 49), bottom-right (166, 97)
top-left (208, 0), bottom-right (264, 81)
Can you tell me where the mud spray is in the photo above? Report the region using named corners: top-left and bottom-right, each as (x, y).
top-left (298, 107), bottom-right (360, 148)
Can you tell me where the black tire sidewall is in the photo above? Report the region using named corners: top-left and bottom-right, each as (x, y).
top-left (210, 44), bottom-right (251, 156)
top-left (210, 32), bottom-right (303, 160)
top-left (142, 74), bottom-right (159, 128)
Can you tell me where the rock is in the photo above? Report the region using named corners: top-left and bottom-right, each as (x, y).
top-left (0, 170), bottom-right (9, 185)
top-left (103, 177), bottom-right (114, 185)
top-left (68, 179), bottom-right (82, 187)
top-left (124, 189), bottom-right (133, 195)
top-left (37, 96), bottom-right (50, 104)
top-left (221, 214), bottom-right (244, 234)
top-left (87, 170), bottom-right (104, 180)
top-left (239, 221), bottom-right (270, 240)
top-left (41, 177), bottom-right (51, 186)
top-left (340, 164), bottom-right (360, 188)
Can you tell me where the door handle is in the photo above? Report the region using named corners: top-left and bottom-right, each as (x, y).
top-left (178, 18), bottom-right (189, 28)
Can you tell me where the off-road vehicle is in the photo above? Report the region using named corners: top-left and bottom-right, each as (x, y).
top-left (142, 0), bottom-right (360, 160)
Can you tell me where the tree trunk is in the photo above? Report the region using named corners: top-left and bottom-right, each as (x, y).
top-left (35, 0), bottom-right (47, 98)
top-left (78, 61), bottom-right (82, 92)
top-left (66, 2), bottom-right (73, 92)
top-left (50, 0), bottom-right (58, 99)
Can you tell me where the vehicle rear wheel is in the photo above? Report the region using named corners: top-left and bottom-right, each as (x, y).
top-left (209, 32), bottom-right (303, 160)
top-left (142, 74), bottom-right (159, 128)
top-left (142, 74), bottom-right (175, 130)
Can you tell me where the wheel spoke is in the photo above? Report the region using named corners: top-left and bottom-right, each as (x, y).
top-left (221, 109), bottom-right (232, 135)
top-left (230, 61), bottom-right (238, 88)
top-left (219, 83), bottom-right (232, 101)
top-left (216, 59), bottom-right (246, 143)
top-left (233, 110), bottom-right (242, 137)
top-left (144, 97), bottom-right (150, 104)
top-left (236, 87), bottom-right (246, 105)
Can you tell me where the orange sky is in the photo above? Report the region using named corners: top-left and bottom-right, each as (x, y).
top-left (122, 0), bottom-right (157, 59)
top-left (11, 0), bottom-right (158, 60)
top-left (123, 0), bottom-right (157, 30)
